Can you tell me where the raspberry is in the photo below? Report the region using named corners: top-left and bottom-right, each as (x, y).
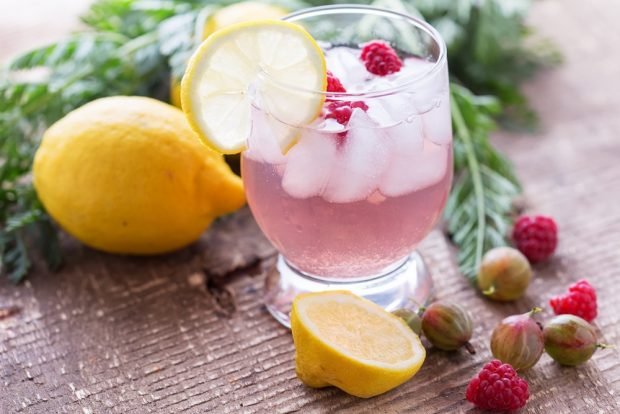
top-left (326, 70), bottom-right (346, 93)
top-left (324, 100), bottom-right (368, 125)
top-left (360, 40), bottom-right (403, 76)
top-left (512, 215), bottom-right (558, 262)
top-left (466, 360), bottom-right (529, 412)
top-left (550, 279), bottom-right (597, 322)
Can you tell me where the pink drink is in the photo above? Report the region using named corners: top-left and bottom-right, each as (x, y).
top-left (242, 46), bottom-right (452, 279)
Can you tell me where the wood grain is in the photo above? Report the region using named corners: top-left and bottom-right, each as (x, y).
top-left (1, 0), bottom-right (620, 412)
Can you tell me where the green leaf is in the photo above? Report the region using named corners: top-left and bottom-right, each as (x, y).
top-left (33, 217), bottom-right (63, 273)
top-left (0, 232), bottom-right (31, 283)
top-left (446, 84), bottom-right (521, 280)
top-left (5, 209), bottom-right (43, 233)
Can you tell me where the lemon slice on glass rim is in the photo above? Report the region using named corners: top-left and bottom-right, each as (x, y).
top-left (181, 20), bottom-right (327, 154)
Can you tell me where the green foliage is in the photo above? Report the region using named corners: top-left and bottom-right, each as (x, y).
top-left (0, 185), bottom-right (61, 282)
top-left (0, 0), bottom-right (556, 282)
top-left (81, 0), bottom-right (194, 37)
top-left (412, 0), bottom-right (561, 129)
top-left (446, 85), bottom-right (520, 279)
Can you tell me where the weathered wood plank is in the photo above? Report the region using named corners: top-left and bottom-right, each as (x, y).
top-left (2, 0), bottom-right (620, 412)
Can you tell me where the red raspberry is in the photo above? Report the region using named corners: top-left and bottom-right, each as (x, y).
top-left (512, 215), bottom-right (558, 262)
top-left (360, 40), bottom-right (403, 76)
top-left (326, 70), bottom-right (346, 93)
top-left (550, 279), bottom-right (597, 322)
top-left (466, 360), bottom-right (529, 412)
top-left (324, 100), bottom-right (369, 125)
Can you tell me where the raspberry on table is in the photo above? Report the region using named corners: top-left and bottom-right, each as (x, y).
top-left (466, 360), bottom-right (529, 412)
top-left (550, 279), bottom-right (598, 322)
top-left (360, 40), bottom-right (403, 76)
top-left (324, 100), bottom-right (369, 125)
top-left (512, 215), bottom-right (558, 262)
top-left (326, 70), bottom-right (346, 93)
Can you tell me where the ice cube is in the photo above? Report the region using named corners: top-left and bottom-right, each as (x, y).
top-left (365, 79), bottom-right (417, 125)
top-left (313, 117), bottom-right (345, 134)
top-left (281, 130), bottom-right (338, 199)
top-left (385, 115), bottom-right (424, 153)
top-left (409, 59), bottom-right (449, 115)
top-left (365, 97), bottom-right (393, 125)
top-left (390, 57), bottom-right (437, 86)
top-left (389, 118), bottom-right (425, 149)
top-left (423, 90), bottom-right (452, 145)
top-left (385, 57), bottom-right (448, 116)
top-left (368, 77), bottom-right (425, 149)
top-left (244, 109), bottom-right (288, 164)
top-left (380, 139), bottom-right (449, 197)
top-left (377, 117), bottom-right (424, 197)
top-left (325, 47), bottom-right (369, 88)
top-left (323, 109), bottom-right (389, 203)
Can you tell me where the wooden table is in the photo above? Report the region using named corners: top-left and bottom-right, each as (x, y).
top-left (1, 0), bottom-right (619, 412)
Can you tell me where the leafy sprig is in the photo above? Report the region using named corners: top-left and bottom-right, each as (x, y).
top-left (0, 0), bottom-right (555, 281)
top-left (0, 185), bottom-right (61, 282)
top-left (446, 85), bottom-right (521, 279)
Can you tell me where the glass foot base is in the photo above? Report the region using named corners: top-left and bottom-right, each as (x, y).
top-left (264, 252), bottom-right (434, 328)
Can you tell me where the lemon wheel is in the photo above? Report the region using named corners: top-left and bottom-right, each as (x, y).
top-left (181, 20), bottom-right (327, 154)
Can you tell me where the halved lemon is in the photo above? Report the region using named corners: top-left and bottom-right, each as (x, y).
top-left (181, 20), bottom-right (327, 154)
top-left (291, 291), bottom-right (426, 398)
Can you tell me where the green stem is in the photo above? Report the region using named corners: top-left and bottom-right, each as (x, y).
top-left (451, 96), bottom-right (486, 274)
top-left (482, 285), bottom-right (495, 297)
top-left (120, 31), bottom-right (158, 55)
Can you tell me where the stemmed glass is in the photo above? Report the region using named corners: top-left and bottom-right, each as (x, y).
top-left (241, 5), bottom-right (452, 326)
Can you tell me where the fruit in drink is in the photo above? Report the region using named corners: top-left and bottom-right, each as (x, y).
top-left (181, 20), bottom-right (326, 154)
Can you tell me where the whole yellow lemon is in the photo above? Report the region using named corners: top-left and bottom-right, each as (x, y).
top-left (33, 96), bottom-right (245, 254)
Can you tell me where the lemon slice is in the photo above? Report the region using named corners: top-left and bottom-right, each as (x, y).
top-left (291, 291), bottom-right (426, 398)
top-left (181, 20), bottom-right (327, 154)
